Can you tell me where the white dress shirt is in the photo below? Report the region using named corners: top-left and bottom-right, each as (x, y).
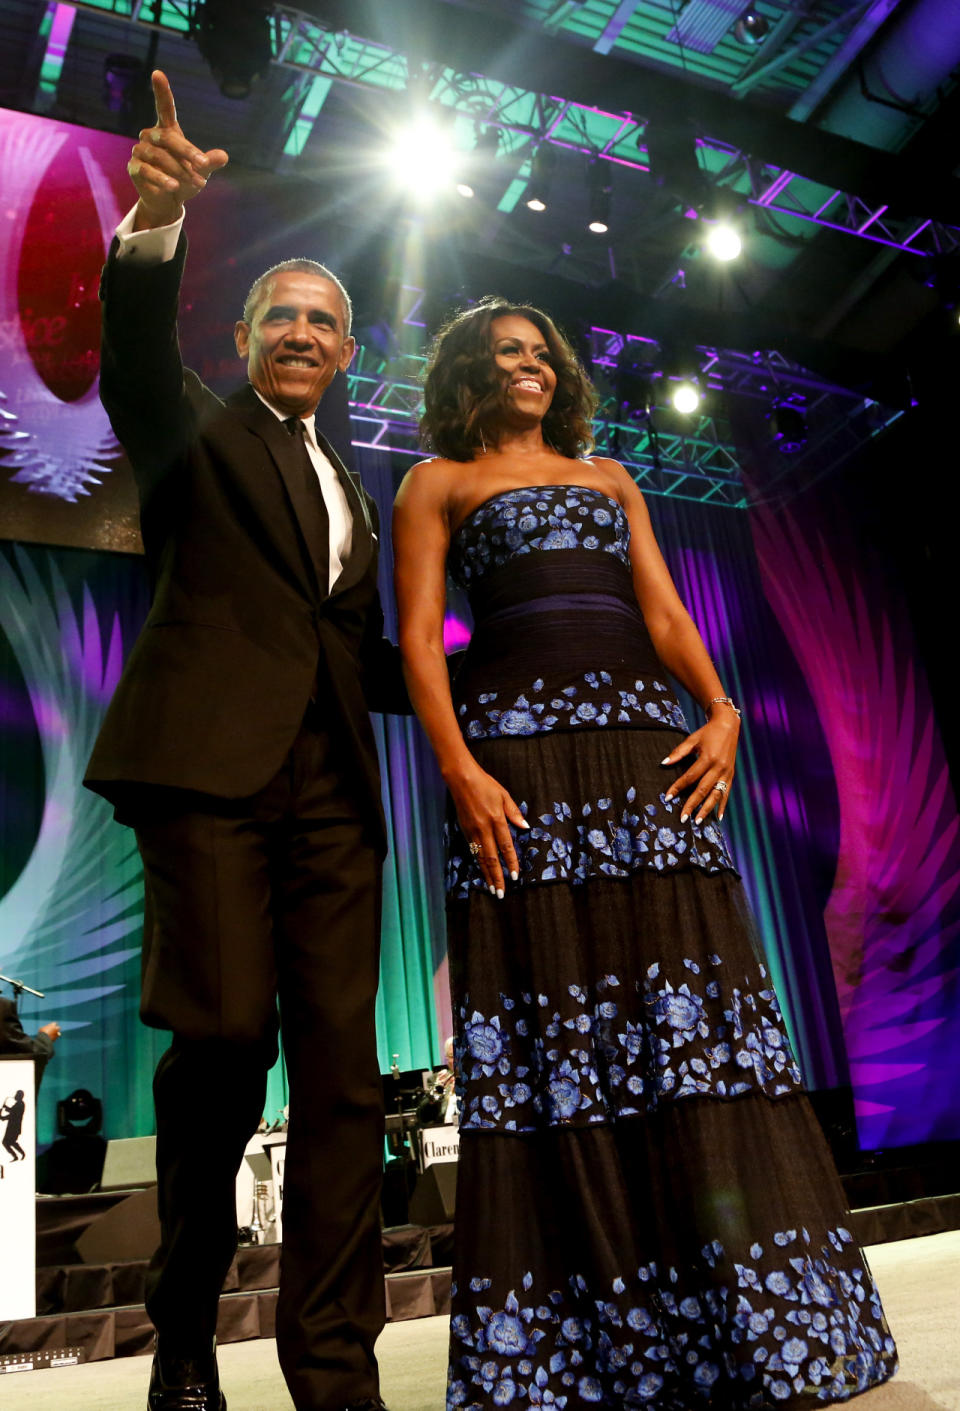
top-left (114, 206), bottom-right (353, 589)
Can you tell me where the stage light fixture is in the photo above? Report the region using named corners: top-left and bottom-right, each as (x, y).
top-left (56, 1088), bottom-right (103, 1137)
top-left (386, 113), bottom-right (460, 201)
top-left (705, 221), bottom-right (742, 261)
top-left (526, 143), bottom-right (557, 212)
top-left (193, 0), bottom-right (272, 99)
top-left (102, 54), bottom-right (146, 115)
top-left (734, 7), bottom-right (770, 45)
top-left (587, 157), bottom-right (612, 234)
top-left (768, 403), bottom-right (808, 452)
top-left (456, 123), bottom-right (501, 200)
top-left (671, 380), bottom-right (701, 415)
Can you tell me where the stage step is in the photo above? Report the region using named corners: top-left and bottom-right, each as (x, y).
top-left (0, 1266), bottom-right (452, 1368)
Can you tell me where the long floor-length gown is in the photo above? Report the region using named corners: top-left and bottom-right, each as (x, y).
top-left (442, 484), bottom-right (896, 1409)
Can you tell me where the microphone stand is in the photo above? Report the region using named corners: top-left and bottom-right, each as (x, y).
top-left (0, 972), bottom-right (45, 999)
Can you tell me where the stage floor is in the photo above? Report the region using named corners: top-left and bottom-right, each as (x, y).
top-left (5, 1232), bottom-right (958, 1410)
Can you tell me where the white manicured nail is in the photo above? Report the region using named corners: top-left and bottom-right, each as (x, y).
top-left (510, 870), bottom-right (519, 882)
top-left (496, 888), bottom-right (505, 900)
top-left (681, 813), bottom-right (689, 823)
top-left (661, 756), bottom-right (672, 765)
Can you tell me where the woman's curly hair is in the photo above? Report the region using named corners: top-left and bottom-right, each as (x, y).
top-left (419, 296), bottom-right (598, 461)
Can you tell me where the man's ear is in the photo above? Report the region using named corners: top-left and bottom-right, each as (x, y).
top-left (337, 335), bottom-right (356, 374)
top-left (235, 320), bottom-right (250, 359)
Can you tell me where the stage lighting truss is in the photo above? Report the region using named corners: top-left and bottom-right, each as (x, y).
top-left (342, 298), bottom-right (903, 510)
top-left (65, 2), bottom-right (960, 261)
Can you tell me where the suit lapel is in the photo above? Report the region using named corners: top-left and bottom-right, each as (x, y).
top-left (314, 427), bottom-right (376, 597)
top-left (226, 384), bottom-right (327, 600)
top-left (226, 384), bottom-right (376, 601)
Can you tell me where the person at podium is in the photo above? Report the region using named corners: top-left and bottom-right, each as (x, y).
top-left (0, 990), bottom-right (60, 1093)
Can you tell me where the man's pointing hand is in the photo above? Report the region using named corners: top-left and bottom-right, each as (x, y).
top-left (130, 70), bottom-right (229, 231)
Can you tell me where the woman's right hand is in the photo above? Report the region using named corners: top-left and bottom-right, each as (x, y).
top-left (446, 760), bottom-right (529, 897)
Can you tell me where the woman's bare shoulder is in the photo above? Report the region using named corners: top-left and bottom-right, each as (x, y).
top-left (395, 456), bottom-right (462, 510)
top-left (582, 455), bottom-right (643, 507)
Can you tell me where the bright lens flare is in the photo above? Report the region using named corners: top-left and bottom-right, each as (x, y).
top-left (385, 119), bottom-right (458, 199)
top-left (706, 223), bottom-right (742, 262)
top-left (671, 381), bottom-right (701, 414)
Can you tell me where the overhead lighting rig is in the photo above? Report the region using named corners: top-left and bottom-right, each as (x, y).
top-left (526, 143), bottom-right (558, 213)
top-left (192, 0), bottom-right (273, 100)
top-left (587, 157), bottom-right (612, 234)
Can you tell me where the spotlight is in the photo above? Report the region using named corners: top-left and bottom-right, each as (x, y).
top-left (768, 403), bottom-right (808, 452)
top-left (456, 124), bottom-right (500, 200)
top-left (526, 143), bottom-right (557, 212)
top-left (671, 380), bottom-right (701, 414)
top-left (56, 1088), bottom-right (103, 1137)
top-left (643, 115), bottom-right (706, 210)
top-left (102, 54), bottom-right (147, 116)
top-left (734, 8), bottom-right (770, 45)
top-left (705, 221), bottom-right (742, 261)
top-left (587, 158), bottom-right (611, 235)
top-left (193, 0), bottom-right (272, 100)
top-left (386, 114), bottom-right (459, 201)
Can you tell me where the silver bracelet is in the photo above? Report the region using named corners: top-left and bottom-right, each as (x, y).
top-left (708, 695), bottom-right (742, 719)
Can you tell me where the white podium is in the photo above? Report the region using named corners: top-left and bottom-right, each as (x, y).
top-left (0, 1058), bottom-right (36, 1319)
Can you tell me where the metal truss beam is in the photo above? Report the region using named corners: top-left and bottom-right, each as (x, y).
top-left (345, 309), bottom-right (901, 510)
top-left (66, 0), bottom-right (960, 257)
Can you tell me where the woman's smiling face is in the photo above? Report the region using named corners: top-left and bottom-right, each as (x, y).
top-left (489, 314), bottom-right (557, 424)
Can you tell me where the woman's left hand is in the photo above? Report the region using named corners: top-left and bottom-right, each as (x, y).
top-left (662, 710), bottom-right (740, 824)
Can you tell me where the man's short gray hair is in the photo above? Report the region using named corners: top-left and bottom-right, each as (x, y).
top-left (242, 259), bottom-right (353, 336)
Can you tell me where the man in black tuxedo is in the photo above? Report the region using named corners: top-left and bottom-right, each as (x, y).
top-left (84, 72), bottom-right (406, 1411)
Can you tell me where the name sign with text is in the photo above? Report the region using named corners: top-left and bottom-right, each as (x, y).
top-left (420, 1126), bottom-right (460, 1169)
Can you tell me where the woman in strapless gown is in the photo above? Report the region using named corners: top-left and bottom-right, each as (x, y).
top-left (392, 298), bottom-right (896, 1409)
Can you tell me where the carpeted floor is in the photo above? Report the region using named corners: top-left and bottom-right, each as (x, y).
top-left (6, 1231), bottom-right (959, 1410)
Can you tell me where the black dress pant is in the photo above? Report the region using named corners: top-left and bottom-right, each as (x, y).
top-left (130, 710), bottom-right (386, 1410)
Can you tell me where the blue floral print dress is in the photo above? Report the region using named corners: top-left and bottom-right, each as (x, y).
top-left (442, 485), bottom-right (896, 1409)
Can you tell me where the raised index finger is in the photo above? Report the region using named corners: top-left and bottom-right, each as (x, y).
top-left (152, 69), bottom-right (179, 129)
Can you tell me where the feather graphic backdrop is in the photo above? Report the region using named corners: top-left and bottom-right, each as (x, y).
top-left (751, 504), bottom-right (960, 1147)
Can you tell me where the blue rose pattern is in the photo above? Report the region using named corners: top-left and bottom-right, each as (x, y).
top-left (446, 787), bottom-right (736, 901)
top-left (455, 955), bottom-right (803, 1132)
top-left (449, 487), bottom-right (689, 746)
top-left (449, 486), bottom-right (631, 586)
top-left (456, 673), bottom-right (688, 744)
top-left (447, 1228), bottom-right (896, 1408)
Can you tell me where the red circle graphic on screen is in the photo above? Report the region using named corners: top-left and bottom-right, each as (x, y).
top-left (17, 139), bottom-right (104, 403)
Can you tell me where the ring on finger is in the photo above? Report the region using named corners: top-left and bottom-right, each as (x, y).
top-left (713, 780), bottom-right (728, 794)
top-left (468, 840), bottom-right (482, 857)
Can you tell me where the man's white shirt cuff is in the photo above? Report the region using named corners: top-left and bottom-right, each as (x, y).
top-left (115, 205), bottom-right (184, 264)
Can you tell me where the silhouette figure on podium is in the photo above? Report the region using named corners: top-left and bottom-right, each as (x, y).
top-left (1, 1090), bottom-right (26, 1161)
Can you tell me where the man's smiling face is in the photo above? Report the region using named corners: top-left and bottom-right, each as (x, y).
top-left (234, 271), bottom-right (356, 417)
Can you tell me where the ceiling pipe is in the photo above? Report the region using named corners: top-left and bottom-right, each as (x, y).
top-left (800, 0), bottom-right (960, 151)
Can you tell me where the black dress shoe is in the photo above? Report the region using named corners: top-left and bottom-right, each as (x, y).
top-left (147, 1337), bottom-right (226, 1411)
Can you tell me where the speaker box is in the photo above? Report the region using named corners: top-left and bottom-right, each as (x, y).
top-left (76, 1186), bottom-right (161, 1264)
top-left (100, 1135), bottom-right (157, 1190)
top-left (408, 1161), bottom-right (457, 1225)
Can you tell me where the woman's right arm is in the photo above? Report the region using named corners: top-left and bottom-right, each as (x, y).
top-left (393, 463), bottom-right (526, 897)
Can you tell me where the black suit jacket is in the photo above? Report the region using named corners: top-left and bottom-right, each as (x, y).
top-left (84, 236), bottom-right (406, 850)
